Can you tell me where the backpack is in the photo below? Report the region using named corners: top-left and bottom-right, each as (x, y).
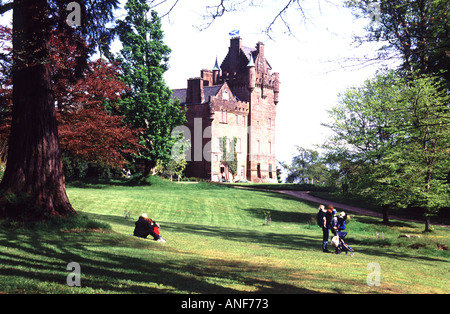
top-left (316, 210), bottom-right (325, 227)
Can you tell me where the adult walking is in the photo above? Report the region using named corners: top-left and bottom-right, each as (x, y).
top-left (322, 205), bottom-right (336, 253)
top-left (317, 205), bottom-right (330, 253)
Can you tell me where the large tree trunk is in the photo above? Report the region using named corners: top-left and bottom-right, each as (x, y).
top-left (0, 0), bottom-right (75, 220)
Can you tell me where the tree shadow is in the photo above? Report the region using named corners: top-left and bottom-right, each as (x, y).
top-left (0, 223), bottom-right (318, 294)
top-left (352, 215), bottom-right (417, 228)
top-left (160, 220), bottom-right (320, 253)
top-left (244, 207), bottom-right (315, 225)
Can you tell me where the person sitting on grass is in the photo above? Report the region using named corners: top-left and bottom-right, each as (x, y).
top-left (133, 213), bottom-right (166, 243)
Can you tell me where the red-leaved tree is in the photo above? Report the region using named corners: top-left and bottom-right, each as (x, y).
top-left (0, 25), bottom-right (141, 174)
top-left (55, 59), bottom-right (141, 169)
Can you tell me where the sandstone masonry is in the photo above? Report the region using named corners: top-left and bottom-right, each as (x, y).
top-left (172, 37), bottom-right (279, 183)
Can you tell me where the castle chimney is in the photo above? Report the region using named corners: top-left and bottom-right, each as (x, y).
top-left (186, 77), bottom-right (204, 104)
top-left (230, 37), bottom-right (242, 52)
top-left (256, 41), bottom-right (265, 57)
top-left (201, 69), bottom-right (213, 87)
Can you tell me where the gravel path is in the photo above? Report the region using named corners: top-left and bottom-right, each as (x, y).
top-left (232, 185), bottom-right (448, 227)
top-left (276, 190), bottom-right (444, 226)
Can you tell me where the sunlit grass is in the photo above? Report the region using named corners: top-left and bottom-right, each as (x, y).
top-left (0, 177), bottom-right (448, 293)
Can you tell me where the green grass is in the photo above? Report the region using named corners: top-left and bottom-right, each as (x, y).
top-left (0, 176), bottom-right (448, 294)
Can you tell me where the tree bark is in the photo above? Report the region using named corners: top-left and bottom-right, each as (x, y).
top-left (424, 215), bottom-right (432, 232)
top-left (0, 0), bottom-right (75, 220)
top-left (382, 204), bottom-right (390, 225)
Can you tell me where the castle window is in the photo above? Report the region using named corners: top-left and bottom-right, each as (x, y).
top-left (268, 118), bottom-right (272, 129)
top-left (236, 138), bottom-right (241, 153)
top-left (222, 90), bottom-right (229, 100)
top-left (220, 110), bottom-right (227, 123)
top-left (268, 141), bottom-right (272, 155)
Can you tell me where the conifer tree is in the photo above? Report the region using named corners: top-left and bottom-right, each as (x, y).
top-left (115, 0), bottom-right (186, 175)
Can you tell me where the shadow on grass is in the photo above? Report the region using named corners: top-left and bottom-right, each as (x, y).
top-left (85, 212), bottom-right (449, 264)
top-left (85, 212), bottom-right (320, 253)
top-left (244, 207), bottom-right (315, 225)
top-left (0, 222), bottom-right (317, 294)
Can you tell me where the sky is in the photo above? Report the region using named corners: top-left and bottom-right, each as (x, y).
top-left (1, 0), bottom-right (397, 172)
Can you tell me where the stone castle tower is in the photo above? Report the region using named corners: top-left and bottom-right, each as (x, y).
top-left (172, 37), bottom-right (279, 183)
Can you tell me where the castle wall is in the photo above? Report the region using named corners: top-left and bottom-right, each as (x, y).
top-left (174, 37), bottom-right (279, 183)
top-left (209, 94), bottom-right (249, 182)
top-left (247, 82), bottom-right (277, 183)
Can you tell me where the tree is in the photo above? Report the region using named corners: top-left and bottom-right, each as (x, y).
top-left (346, 0), bottom-right (450, 87)
top-left (0, 25), bottom-right (140, 173)
top-left (323, 70), bottom-right (450, 229)
top-left (398, 72), bottom-right (450, 231)
top-left (281, 146), bottom-right (328, 184)
top-left (0, 0), bottom-right (119, 221)
top-left (0, 25), bottom-right (11, 162)
top-left (143, 0), bottom-right (310, 37)
top-left (0, 0), bottom-right (75, 220)
top-left (57, 60), bottom-right (141, 170)
top-left (114, 0), bottom-right (186, 175)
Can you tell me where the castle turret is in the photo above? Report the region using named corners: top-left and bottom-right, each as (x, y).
top-left (247, 56), bottom-right (256, 92)
top-left (212, 57), bottom-right (220, 85)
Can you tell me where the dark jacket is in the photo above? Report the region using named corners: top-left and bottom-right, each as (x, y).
top-left (133, 217), bottom-right (154, 238)
top-left (325, 211), bottom-right (333, 229)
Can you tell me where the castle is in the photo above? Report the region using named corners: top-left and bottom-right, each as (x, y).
top-left (172, 37), bottom-right (279, 183)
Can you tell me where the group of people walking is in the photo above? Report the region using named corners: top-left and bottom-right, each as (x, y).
top-left (317, 205), bottom-right (349, 253)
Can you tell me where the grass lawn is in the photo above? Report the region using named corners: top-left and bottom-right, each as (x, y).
top-left (0, 176), bottom-right (448, 294)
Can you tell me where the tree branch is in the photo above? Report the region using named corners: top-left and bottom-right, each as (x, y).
top-left (0, 1), bottom-right (13, 15)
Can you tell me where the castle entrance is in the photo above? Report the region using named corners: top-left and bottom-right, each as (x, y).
top-left (220, 163), bottom-right (229, 182)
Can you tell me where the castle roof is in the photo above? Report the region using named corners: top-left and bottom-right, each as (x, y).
top-left (220, 38), bottom-right (272, 74)
top-left (204, 85), bottom-right (223, 102)
top-left (241, 46), bottom-right (257, 63)
top-left (172, 88), bottom-right (187, 104)
top-left (212, 57), bottom-right (220, 71)
top-left (172, 85), bottom-right (223, 105)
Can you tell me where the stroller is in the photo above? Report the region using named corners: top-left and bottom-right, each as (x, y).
top-left (331, 231), bottom-right (354, 256)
